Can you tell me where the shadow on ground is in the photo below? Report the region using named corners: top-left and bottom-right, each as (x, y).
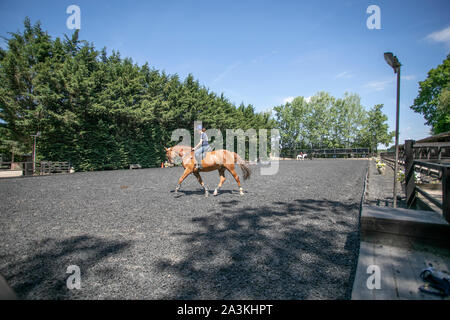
top-left (156, 198), bottom-right (360, 300)
top-left (0, 235), bottom-right (131, 299)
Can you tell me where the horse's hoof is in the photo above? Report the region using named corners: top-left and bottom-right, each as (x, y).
top-left (239, 191), bottom-right (244, 196)
top-left (213, 189), bottom-right (218, 196)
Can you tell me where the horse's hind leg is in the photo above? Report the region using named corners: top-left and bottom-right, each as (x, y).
top-left (193, 172), bottom-right (209, 197)
top-left (213, 168), bottom-right (226, 196)
top-left (225, 165), bottom-right (244, 196)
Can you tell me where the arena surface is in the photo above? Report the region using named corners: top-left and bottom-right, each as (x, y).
top-left (0, 159), bottom-right (368, 299)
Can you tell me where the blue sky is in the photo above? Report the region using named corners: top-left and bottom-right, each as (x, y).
top-left (1, 0), bottom-right (449, 146)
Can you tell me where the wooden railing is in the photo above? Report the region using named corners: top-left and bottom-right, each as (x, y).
top-left (282, 148), bottom-right (371, 158)
top-left (0, 161), bottom-right (70, 176)
top-left (402, 140), bottom-right (449, 222)
top-left (38, 161), bottom-right (70, 174)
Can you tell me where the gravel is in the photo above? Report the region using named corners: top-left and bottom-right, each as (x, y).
top-left (0, 159), bottom-right (368, 299)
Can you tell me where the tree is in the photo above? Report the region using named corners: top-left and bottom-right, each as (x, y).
top-left (331, 93), bottom-right (366, 148)
top-left (273, 92), bottom-right (370, 153)
top-left (0, 126), bottom-right (29, 162)
top-left (307, 92), bottom-right (334, 148)
top-left (0, 18), bottom-right (274, 171)
top-left (0, 18), bottom-right (51, 156)
top-left (410, 54), bottom-right (450, 134)
top-left (434, 88), bottom-right (450, 134)
top-left (273, 96), bottom-right (311, 150)
top-left (359, 104), bottom-right (394, 152)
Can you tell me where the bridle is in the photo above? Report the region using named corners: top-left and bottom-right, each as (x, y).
top-left (167, 147), bottom-right (192, 164)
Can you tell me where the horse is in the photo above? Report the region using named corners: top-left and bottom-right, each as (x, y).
top-left (164, 145), bottom-right (251, 196)
top-left (296, 153), bottom-right (307, 160)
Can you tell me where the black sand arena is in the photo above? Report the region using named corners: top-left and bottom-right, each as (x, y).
top-left (0, 160), bottom-right (368, 299)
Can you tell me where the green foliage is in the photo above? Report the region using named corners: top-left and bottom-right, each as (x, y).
top-left (411, 54), bottom-right (450, 135)
top-left (359, 104), bottom-right (394, 152)
top-left (435, 88), bottom-right (450, 134)
top-left (0, 19), bottom-right (274, 170)
top-left (273, 92), bottom-right (389, 152)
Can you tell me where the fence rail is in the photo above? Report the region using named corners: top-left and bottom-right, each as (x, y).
top-left (282, 148), bottom-right (371, 158)
top-left (403, 140), bottom-right (449, 222)
top-left (0, 161), bottom-right (70, 176)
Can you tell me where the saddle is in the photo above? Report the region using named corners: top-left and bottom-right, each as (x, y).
top-left (194, 147), bottom-right (213, 169)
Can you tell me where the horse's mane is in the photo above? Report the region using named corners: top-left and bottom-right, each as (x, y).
top-left (172, 145), bottom-right (190, 149)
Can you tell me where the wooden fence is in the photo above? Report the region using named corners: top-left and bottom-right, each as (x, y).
top-left (381, 140), bottom-right (450, 222)
top-left (282, 148), bottom-right (371, 159)
top-left (0, 161), bottom-right (70, 176)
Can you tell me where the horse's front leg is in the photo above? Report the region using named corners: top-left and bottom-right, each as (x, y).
top-left (175, 169), bottom-right (191, 193)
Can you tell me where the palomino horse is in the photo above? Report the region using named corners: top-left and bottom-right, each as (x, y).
top-left (165, 145), bottom-right (250, 196)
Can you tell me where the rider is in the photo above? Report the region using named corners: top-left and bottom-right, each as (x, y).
top-left (193, 125), bottom-right (212, 169)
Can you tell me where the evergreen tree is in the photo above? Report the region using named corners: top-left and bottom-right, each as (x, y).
top-left (0, 18), bottom-right (274, 170)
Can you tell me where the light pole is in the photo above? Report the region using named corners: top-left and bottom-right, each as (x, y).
top-left (30, 131), bottom-right (41, 174)
top-left (384, 52), bottom-right (401, 208)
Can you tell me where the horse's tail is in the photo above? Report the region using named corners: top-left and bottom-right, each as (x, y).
top-left (234, 152), bottom-right (251, 180)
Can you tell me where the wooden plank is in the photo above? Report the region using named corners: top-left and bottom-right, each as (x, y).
top-left (373, 244), bottom-right (400, 299)
top-left (414, 160), bottom-right (450, 171)
top-left (351, 242), bottom-right (376, 300)
top-left (416, 186), bottom-right (443, 209)
top-left (443, 167), bottom-right (450, 223)
top-left (386, 246), bottom-right (423, 299)
top-left (405, 140), bottom-right (415, 207)
top-left (414, 142), bottom-right (450, 148)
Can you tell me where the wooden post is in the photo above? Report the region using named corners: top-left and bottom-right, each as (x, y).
top-left (405, 140), bottom-right (415, 207)
top-left (443, 166), bottom-right (449, 223)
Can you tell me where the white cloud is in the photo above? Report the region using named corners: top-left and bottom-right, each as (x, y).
top-left (335, 71), bottom-right (353, 79)
top-left (282, 96), bottom-right (312, 104)
top-left (212, 62), bottom-right (242, 84)
top-left (364, 75), bottom-right (416, 92)
top-left (282, 96), bottom-right (295, 104)
top-left (364, 79), bottom-right (393, 92)
top-left (251, 50), bottom-right (279, 64)
top-left (426, 26), bottom-right (450, 46)
top-left (401, 75), bottom-right (416, 81)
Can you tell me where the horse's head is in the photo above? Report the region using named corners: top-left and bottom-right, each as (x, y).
top-left (165, 147), bottom-right (177, 164)
top-left (165, 146), bottom-right (191, 165)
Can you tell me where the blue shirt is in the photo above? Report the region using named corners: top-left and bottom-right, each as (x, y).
top-left (201, 132), bottom-right (209, 147)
